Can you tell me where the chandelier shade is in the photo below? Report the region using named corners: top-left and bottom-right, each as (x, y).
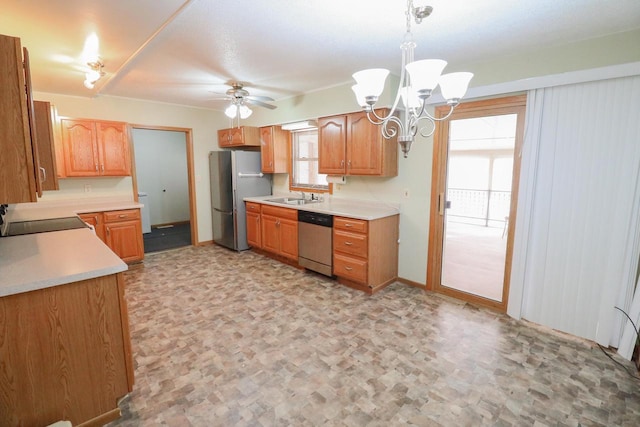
top-left (350, 0), bottom-right (473, 157)
top-left (404, 59), bottom-right (447, 94)
top-left (438, 72), bottom-right (475, 102)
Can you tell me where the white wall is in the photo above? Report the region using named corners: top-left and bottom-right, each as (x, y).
top-left (132, 128), bottom-right (190, 226)
top-left (31, 27), bottom-right (640, 285)
top-left (33, 91), bottom-right (227, 244)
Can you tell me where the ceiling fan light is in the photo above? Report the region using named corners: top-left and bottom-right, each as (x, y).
top-left (83, 79), bottom-right (95, 89)
top-left (405, 59), bottom-right (447, 92)
top-left (224, 104), bottom-right (238, 118)
top-left (438, 72), bottom-right (474, 101)
top-left (352, 68), bottom-right (389, 97)
top-left (238, 105), bottom-right (252, 119)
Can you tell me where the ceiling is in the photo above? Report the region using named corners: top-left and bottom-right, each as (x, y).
top-left (2, 0), bottom-right (640, 112)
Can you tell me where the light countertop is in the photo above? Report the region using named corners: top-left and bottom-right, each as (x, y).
top-left (5, 198), bottom-right (143, 223)
top-left (0, 228), bottom-right (127, 297)
top-left (244, 195), bottom-right (399, 220)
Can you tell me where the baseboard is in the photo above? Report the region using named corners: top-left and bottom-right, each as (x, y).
top-left (396, 277), bottom-right (427, 289)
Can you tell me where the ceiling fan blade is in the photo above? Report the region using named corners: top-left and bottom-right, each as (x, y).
top-left (245, 98), bottom-right (277, 110)
top-left (246, 94), bottom-right (275, 102)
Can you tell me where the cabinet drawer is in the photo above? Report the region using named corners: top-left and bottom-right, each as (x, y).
top-left (334, 229), bottom-right (368, 258)
top-left (334, 217), bottom-right (368, 233)
top-left (246, 202), bottom-right (261, 213)
top-left (104, 209), bottom-right (140, 223)
top-left (334, 253), bottom-right (367, 283)
top-left (261, 204), bottom-right (298, 221)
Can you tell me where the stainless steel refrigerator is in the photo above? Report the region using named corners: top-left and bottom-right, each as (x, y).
top-left (210, 150), bottom-right (272, 251)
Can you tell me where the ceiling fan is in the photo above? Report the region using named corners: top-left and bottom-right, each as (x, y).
top-left (210, 82), bottom-right (277, 119)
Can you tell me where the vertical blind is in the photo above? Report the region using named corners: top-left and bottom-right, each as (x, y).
top-left (509, 75), bottom-right (640, 351)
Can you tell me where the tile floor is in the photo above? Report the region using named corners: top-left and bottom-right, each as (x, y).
top-left (109, 245), bottom-right (640, 426)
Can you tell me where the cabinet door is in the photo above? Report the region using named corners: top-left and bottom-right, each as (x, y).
top-left (318, 115), bottom-right (347, 175)
top-left (347, 111), bottom-right (382, 175)
top-left (229, 127), bottom-right (245, 146)
top-left (260, 126), bottom-right (289, 173)
top-left (79, 212), bottom-right (105, 242)
top-left (218, 129), bottom-right (231, 147)
top-left (279, 218), bottom-right (298, 260)
top-left (261, 214), bottom-right (280, 254)
top-left (96, 121), bottom-right (130, 176)
top-left (0, 35), bottom-right (38, 204)
top-left (33, 101), bottom-right (59, 191)
top-left (246, 211), bottom-right (262, 248)
top-left (62, 119), bottom-right (99, 176)
top-left (260, 126), bottom-right (275, 173)
top-left (105, 220), bottom-right (144, 263)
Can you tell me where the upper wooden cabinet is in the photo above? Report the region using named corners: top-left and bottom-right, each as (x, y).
top-left (61, 119), bottom-right (131, 177)
top-left (0, 34), bottom-right (40, 204)
top-left (33, 101), bottom-right (59, 191)
top-left (218, 126), bottom-right (260, 148)
top-left (318, 109), bottom-right (398, 177)
top-left (260, 125), bottom-right (289, 173)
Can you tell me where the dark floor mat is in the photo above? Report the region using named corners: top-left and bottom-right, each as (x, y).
top-left (143, 223), bottom-right (191, 253)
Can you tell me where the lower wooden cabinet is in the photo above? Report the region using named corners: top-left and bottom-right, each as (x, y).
top-left (260, 205), bottom-right (298, 261)
top-left (80, 209), bottom-right (144, 263)
top-left (333, 215), bottom-right (399, 292)
top-left (246, 202), bottom-right (262, 249)
top-left (0, 273), bottom-right (133, 426)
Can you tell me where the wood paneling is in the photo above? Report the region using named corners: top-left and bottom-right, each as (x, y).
top-left (333, 214), bottom-right (399, 293)
top-left (0, 274), bottom-right (130, 426)
top-left (318, 115), bottom-right (347, 174)
top-left (0, 35), bottom-right (37, 204)
top-left (33, 101), bottom-right (59, 190)
top-left (260, 125), bottom-right (289, 173)
top-left (218, 126), bottom-right (260, 148)
top-left (96, 121), bottom-right (131, 176)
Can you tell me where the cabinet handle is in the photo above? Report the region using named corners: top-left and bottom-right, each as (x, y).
top-left (39, 167), bottom-right (46, 182)
top-left (106, 227), bottom-right (110, 236)
top-left (344, 241), bottom-right (353, 246)
top-left (119, 214), bottom-right (126, 218)
top-left (340, 159), bottom-right (344, 167)
top-left (348, 160), bottom-right (351, 169)
top-left (344, 266), bottom-right (353, 271)
top-left (101, 164), bottom-right (105, 172)
top-left (345, 223), bottom-right (352, 228)
top-left (95, 164), bottom-right (99, 172)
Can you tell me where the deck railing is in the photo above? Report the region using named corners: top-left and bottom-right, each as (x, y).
top-left (446, 188), bottom-right (511, 227)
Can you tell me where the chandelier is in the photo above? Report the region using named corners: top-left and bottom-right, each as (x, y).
top-left (351, 0), bottom-right (473, 158)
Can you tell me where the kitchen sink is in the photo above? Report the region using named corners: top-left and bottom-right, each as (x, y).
top-left (266, 197), bottom-right (320, 206)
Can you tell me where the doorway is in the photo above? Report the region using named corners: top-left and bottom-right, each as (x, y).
top-left (131, 125), bottom-right (198, 253)
top-left (427, 95), bottom-right (526, 311)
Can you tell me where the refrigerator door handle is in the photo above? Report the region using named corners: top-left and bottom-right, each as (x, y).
top-left (238, 172), bottom-right (264, 178)
top-left (213, 207), bottom-right (233, 216)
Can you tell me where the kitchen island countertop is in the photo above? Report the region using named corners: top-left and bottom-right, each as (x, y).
top-left (243, 195), bottom-right (400, 220)
top-left (0, 227), bottom-right (127, 297)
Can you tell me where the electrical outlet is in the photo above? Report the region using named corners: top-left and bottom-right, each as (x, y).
top-left (402, 188), bottom-right (410, 198)
top-left (84, 184), bottom-right (92, 193)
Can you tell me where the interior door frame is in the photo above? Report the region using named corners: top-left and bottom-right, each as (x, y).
top-left (427, 95), bottom-right (526, 312)
top-left (128, 124), bottom-right (198, 246)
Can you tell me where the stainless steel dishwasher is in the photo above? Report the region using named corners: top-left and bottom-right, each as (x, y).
top-left (298, 210), bottom-right (333, 277)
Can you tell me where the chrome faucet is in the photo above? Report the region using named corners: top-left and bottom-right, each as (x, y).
top-left (300, 191), bottom-right (305, 200)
